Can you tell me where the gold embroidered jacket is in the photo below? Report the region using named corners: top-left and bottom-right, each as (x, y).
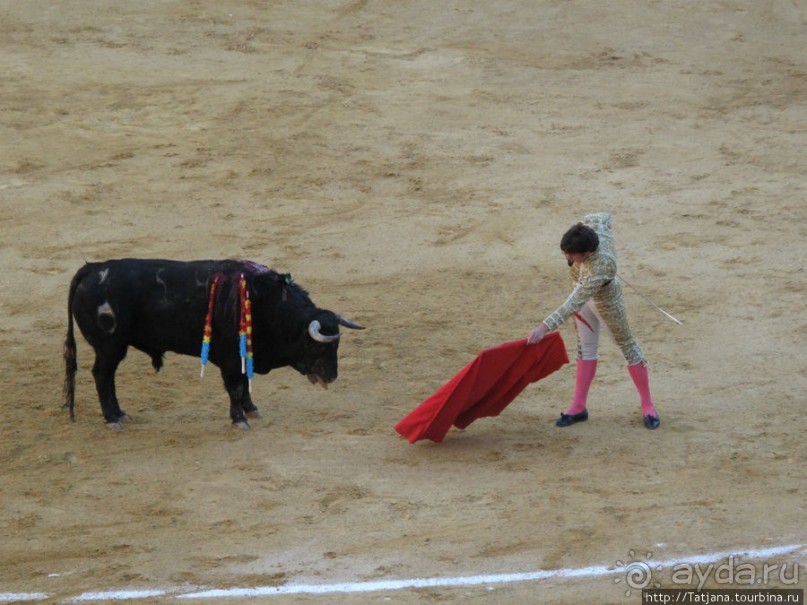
top-left (542, 213), bottom-right (645, 365)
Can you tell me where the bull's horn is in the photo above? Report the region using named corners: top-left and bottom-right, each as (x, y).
top-left (308, 320), bottom-right (341, 343)
top-left (337, 315), bottom-right (365, 330)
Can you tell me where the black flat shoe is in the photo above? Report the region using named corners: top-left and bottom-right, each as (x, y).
top-left (643, 414), bottom-right (660, 430)
top-left (556, 409), bottom-right (588, 427)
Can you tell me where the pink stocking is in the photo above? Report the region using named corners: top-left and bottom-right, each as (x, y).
top-left (628, 363), bottom-right (657, 417)
top-left (567, 359), bottom-right (597, 415)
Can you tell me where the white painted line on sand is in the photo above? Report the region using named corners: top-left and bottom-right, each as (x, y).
top-left (176, 544), bottom-right (806, 600)
top-left (3, 543), bottom-right (803, 602)
top-left (70, 589), bottom-right (171, 601)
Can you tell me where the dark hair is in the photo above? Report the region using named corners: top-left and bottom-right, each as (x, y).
top-left (560, 223), bottom-right (599, 254)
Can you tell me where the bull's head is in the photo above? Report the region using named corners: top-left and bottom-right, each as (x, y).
top-left (296, 311), bottom-right (364, 387)
top-left (249, 271), bottom-right (364, 386)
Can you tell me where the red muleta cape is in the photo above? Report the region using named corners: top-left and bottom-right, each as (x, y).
top-left (394, 334), bottom-right (569, 443)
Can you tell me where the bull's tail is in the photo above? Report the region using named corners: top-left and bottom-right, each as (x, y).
top-left (64, 264), bottom-right (93, 421)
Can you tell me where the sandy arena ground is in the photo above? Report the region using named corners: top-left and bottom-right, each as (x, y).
top-left (1, 1), bottom-right (805, 603)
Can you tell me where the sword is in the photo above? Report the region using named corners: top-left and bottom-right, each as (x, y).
top-left (617, 274), bottom-right (683, 326)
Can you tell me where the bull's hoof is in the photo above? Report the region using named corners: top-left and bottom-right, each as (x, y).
top-left (232, 420), bottom-right (251, 431)
top-left (245, 410), bottom-right (262, 420)
top-left (106, 421), bottom-right (124, 431)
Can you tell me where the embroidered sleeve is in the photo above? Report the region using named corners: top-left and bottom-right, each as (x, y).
top-left (542, 255), bottom-right (616, 331)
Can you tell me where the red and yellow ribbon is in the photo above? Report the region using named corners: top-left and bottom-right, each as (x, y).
top-left (200, 274), bottom-right (221, 377)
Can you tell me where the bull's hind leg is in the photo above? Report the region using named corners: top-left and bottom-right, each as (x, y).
top-left (91, 345), bottom-right (129, 429)
top-left (222, 372), bottom-right (252, 430)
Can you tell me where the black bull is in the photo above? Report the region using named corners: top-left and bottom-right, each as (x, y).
top-left (63, 259), bottom-right (364, 429)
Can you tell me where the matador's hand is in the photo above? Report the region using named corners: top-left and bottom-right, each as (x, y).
top-left (527, 323), bottom-right (549, 345)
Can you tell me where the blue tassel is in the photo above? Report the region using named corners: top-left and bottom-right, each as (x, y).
top-left (246, 357), bottom-right (254, 392)
top-left (200, 341), bottom-right (210, 377)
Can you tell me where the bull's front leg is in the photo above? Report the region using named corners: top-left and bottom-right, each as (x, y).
top-left (221, 371), bottom-right (252, 430)
top-left (239, 378), bottom-right (262, 420)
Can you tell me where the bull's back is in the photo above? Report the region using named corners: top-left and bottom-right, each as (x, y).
top-left (70, 259), bottom-right (233, 356)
